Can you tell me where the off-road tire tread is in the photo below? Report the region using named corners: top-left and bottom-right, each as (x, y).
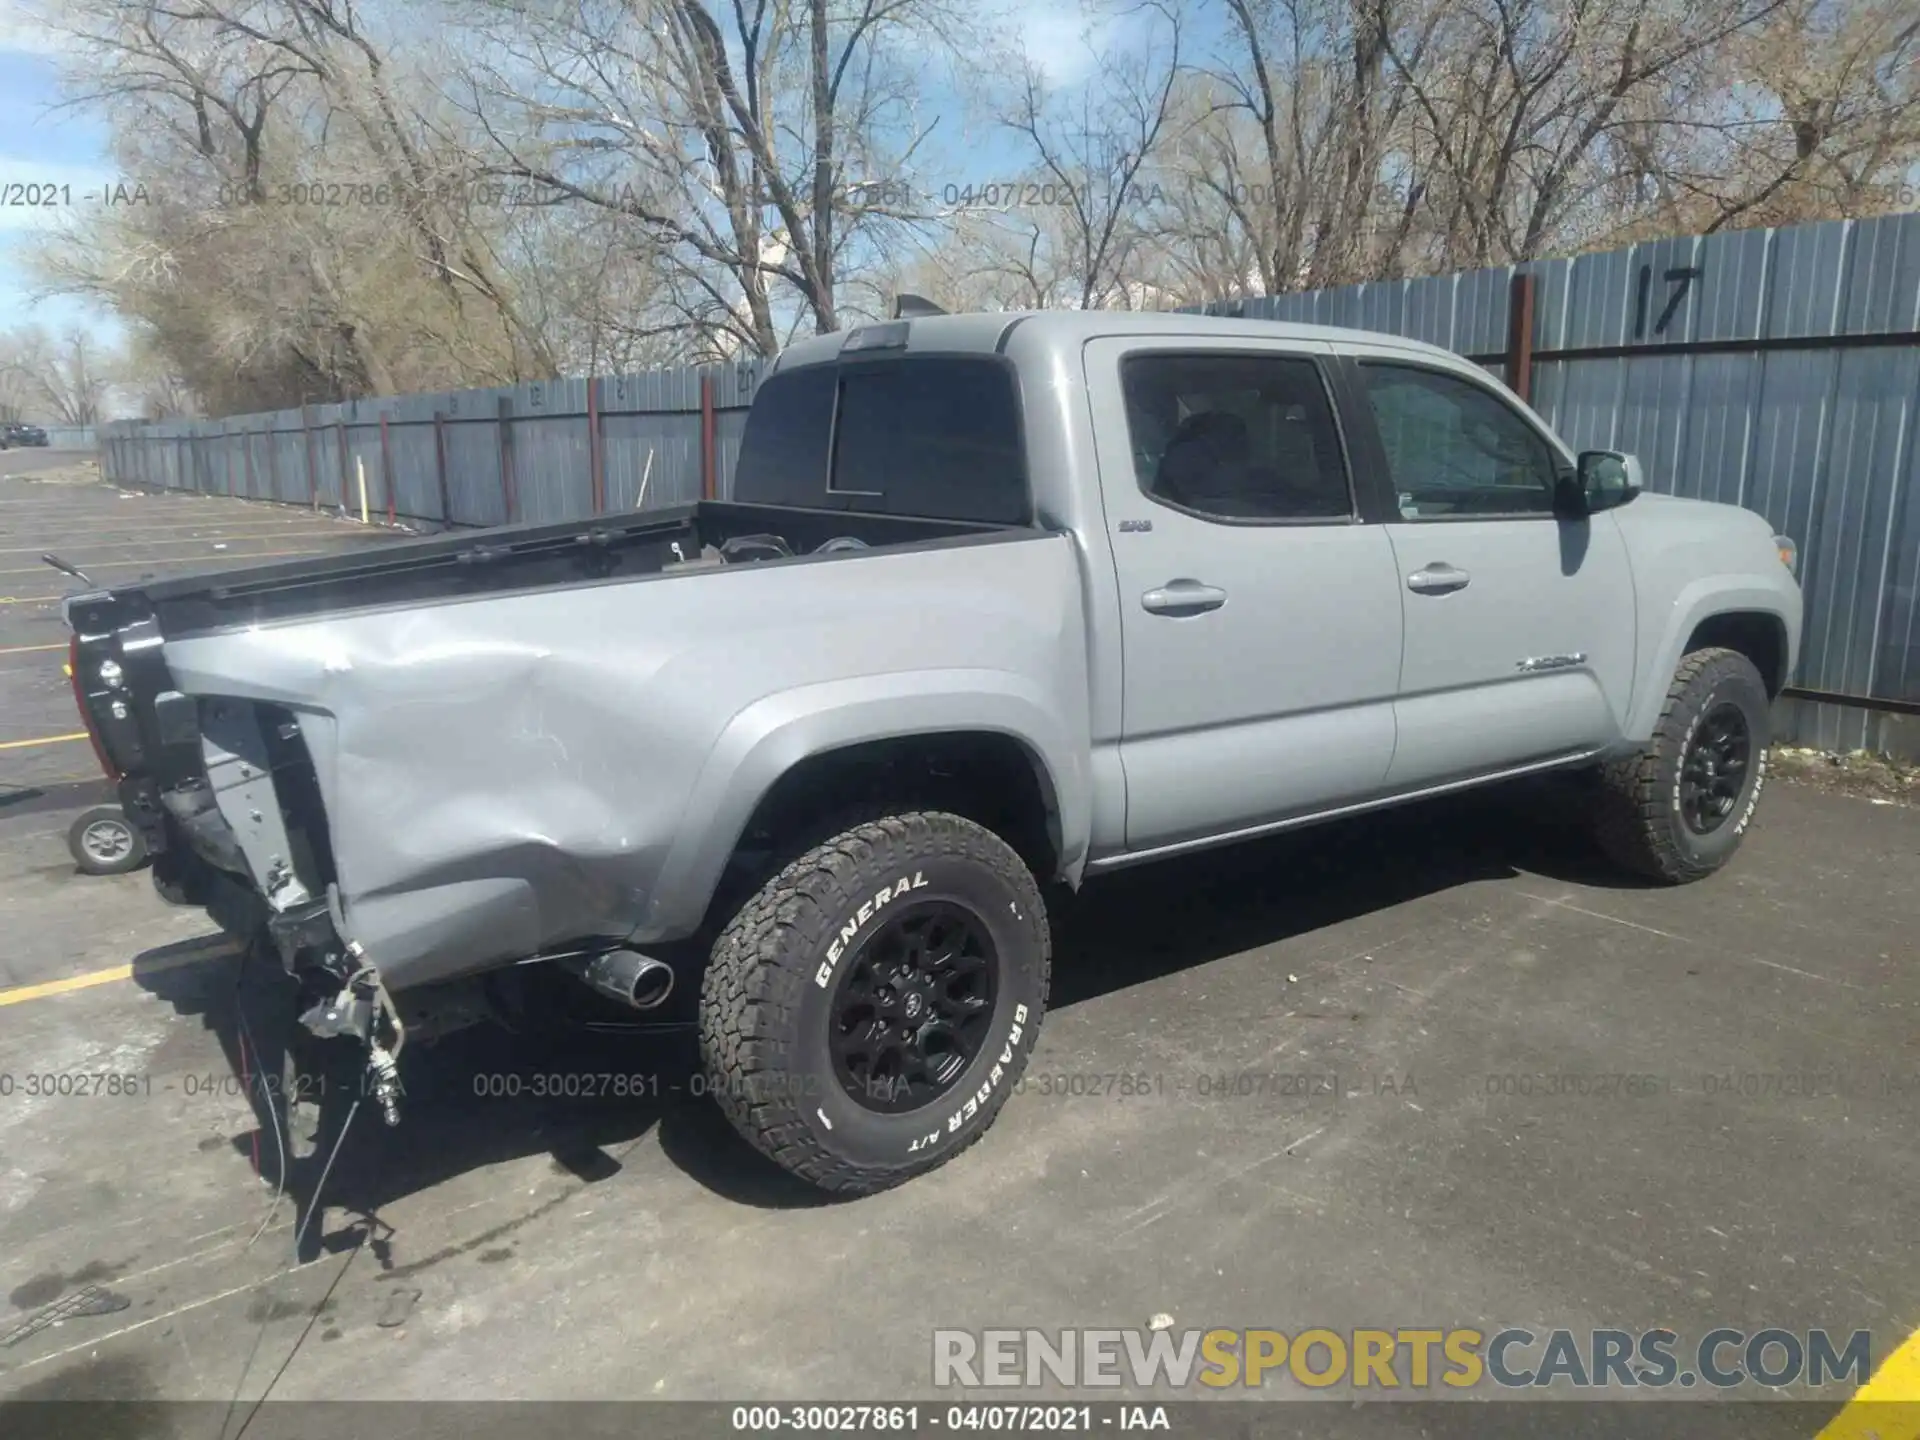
top-left (1593, 647), bottom-right (1764, 884)
top-left (699, 809), bottom-right (1049, 1194)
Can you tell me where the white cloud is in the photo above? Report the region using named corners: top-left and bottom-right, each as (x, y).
top-left (1012, 1), bottom-right (1109, 86)
top-left (995, 0), bottom-right (1149, 89)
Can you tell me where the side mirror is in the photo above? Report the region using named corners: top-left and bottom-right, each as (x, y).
top-left (1568, 450), bottom-right (1643, 516)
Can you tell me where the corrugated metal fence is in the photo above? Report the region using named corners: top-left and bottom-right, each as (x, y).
top-left (1184, 212), bottom-right (1920, 752)
top-left (97, 212), bottom-right (1920, 750)
top-left (31, 425), bottom-right (98, 449)
top-left (100, 363), bottom-right (762, 529)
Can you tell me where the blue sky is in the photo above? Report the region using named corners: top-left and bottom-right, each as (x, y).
top-left (0, 5), bottom-right (124, 343)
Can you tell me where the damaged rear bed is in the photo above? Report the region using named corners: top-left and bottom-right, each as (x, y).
top-left (63, 500), bottom-right (1045, 1019)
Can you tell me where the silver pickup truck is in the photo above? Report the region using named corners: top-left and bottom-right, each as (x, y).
top-left (67, 311), bottom-right (1802, 1193)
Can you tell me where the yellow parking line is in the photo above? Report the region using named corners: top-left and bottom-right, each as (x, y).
top-left (0, 965), bottom-right (133, 1007)
top-left (0, 641), bottom-right (65, 655)
top-left (0, 732), bottom-right (86, 750)
top-left (1816, 1324), bottom-right (1920, 1439)
top-left (0, 595), bottom-right (59, 605)
top-left (0, 945), bottom-right (237, 1009)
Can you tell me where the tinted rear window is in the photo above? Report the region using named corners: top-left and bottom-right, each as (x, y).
top-left (730, 364), bottom-right (835, 505)
top-left (733, 356), bottom-right (1028, 524)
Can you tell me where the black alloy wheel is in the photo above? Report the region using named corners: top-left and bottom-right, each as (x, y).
top-left (828, 901), bottom-right (998, 1113)
top-left (1677, 701), bottom-right (1752, 835)
top-left (700, 809), bottom-right (1051, 1193)
top-left (1592, 647), bottom-right (1772, 883)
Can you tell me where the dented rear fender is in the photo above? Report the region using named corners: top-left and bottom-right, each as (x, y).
top-left (158, 537), bottom-right (1089, 992)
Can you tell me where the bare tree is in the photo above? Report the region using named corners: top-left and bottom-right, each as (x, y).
top-left (33, 0), bottom-right (661, 407)
top-left (0, 341), bottom-right (35, 424)
top-left (116, 330), bottom-right (202, 417)
top-left (25, 0), bottom-right (1920, 405)
top-left (1149, 0), bottom-right (1920, 302)
top-left (991, 1), bottom-right (1185, 310)
top-left (459, 0), bottom-right (966, 359)
top-left (1637, 0), bottom-right (1920, 235)
top-left (0, 326), bottom-right (117, 424)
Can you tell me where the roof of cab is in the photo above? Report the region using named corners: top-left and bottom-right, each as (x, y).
top-left (772, 309), bottom-right (1466, 370)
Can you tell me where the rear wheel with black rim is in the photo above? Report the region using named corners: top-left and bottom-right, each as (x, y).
top-left (699, 810), bottom-right (1049, 1194)
top-left (1593, 647), bottom-right (1771, 883)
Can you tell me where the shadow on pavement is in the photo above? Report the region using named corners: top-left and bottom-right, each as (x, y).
top-left (126, 778), bottom-right (1649, 1240)
top-left (1050, 774), bottom-right (1655, 1010)
top-left (0, 780), bottom-right (114, 820)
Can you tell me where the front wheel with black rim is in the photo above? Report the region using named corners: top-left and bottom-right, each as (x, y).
top-left (1593, 647), bottom-right (1772, 884)
top-left (699, 810), bottom-right (1050, 1194)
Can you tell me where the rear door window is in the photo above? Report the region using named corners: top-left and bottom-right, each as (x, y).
top-left (1120, 352), bottom-right (1352, 521)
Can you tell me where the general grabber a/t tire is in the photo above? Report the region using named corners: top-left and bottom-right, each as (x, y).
top-left (699, 811), bottom-right (1050, 1194)
top-left (1593, 647), bottom-right (1772, 884)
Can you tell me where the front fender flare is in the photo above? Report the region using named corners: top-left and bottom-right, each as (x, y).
top-left (1626, 576), bottom-right (1799, 742)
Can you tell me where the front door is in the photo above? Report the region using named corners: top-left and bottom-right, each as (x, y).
top-left (1345, 358), bottom-right (1637, 787)
top-left (1084, 337), bottom-right (1406, 851)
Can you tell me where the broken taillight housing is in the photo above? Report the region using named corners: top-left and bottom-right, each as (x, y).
top-left (68, 633), bottom-right (123, 781)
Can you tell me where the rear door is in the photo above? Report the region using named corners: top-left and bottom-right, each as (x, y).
top-left (1084, 337), bottom-right (1405, 851)
top-left (1338, 354), bottom-right (1637, 787)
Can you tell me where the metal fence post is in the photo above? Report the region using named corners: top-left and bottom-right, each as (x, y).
top-left (433, 409), bottom-right (452, 525)
top-left (497, 395), bottom-right (516, 523)
top-left (1506, 271), bottom-right (1537, 403)
top-left (301, 405), bottom-right (318, 508)
top-left (700, 371), bottom-right (716, 500)
top-left (335, 417), bottom-right (350, 513)
top-left (379, 411), bottom-right (396, 524)
top-left (588, 376), bottom-right (605, 515)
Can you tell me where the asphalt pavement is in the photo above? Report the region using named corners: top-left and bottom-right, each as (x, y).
top-left (0, 467), bottom-right (1915, 1438)
top-left (0, 457), bottom-right (400, 800)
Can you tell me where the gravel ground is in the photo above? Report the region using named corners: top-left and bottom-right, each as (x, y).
top-left (1771, 746), bottom-right (1918, 806)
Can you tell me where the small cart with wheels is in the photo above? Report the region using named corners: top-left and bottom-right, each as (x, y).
top-left (67, 803), bottom-right (149, 875)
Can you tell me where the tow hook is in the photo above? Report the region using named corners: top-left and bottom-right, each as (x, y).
top-left (365, 1039), bottom-right (404, 1128)
top-left (298, 940), bottom-right (408, 1127)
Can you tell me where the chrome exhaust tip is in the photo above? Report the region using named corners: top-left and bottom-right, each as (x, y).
top-left (560, 949), bottom-right (675, 1011)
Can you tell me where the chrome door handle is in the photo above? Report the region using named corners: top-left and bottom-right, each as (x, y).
top-left (1141, 580), bottom-right (1228, 616)
top-left (1407, 563), bottom-right (1471, 595)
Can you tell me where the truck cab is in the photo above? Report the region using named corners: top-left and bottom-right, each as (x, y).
top-left (754, 313), bottom-right (1797, 863)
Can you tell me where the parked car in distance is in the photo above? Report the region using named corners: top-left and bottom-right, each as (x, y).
top-left (1, 421), bottom-right (50, 447)
top-left (64, 310), bottom-right (1803, 1195)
